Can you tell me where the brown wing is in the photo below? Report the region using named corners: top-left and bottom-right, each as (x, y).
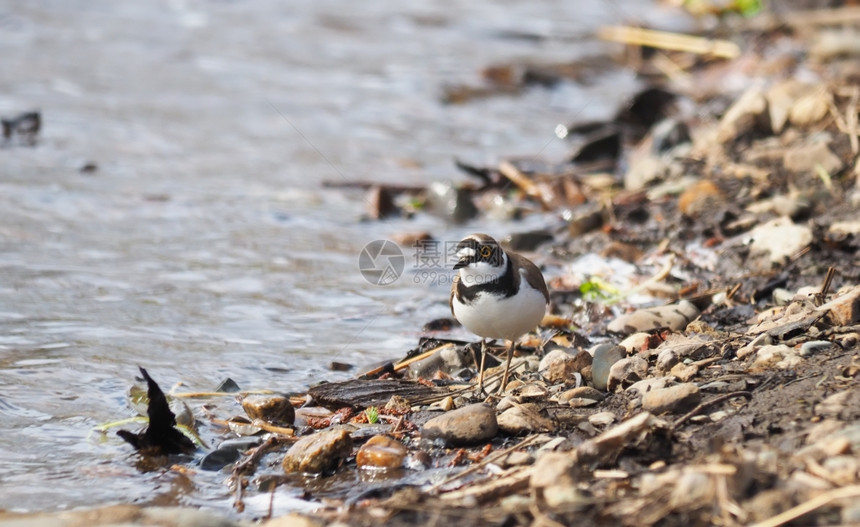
top-left (510, 253), bottom-right (549, 303)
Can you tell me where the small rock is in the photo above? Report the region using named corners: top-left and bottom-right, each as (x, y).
top-left (641, 383), bottom-right (701, 415)
top-left (201, 437), bottom-right (264, 471)
top-left (783, 140), bottom-right (843, 174)
top-left (678, 180), bottom-right (724, 218)
top-left (588, 411), bottom-right (616, 427)
top-left (655, 348), bottom-right (679, 373)
top-left (737, 333), bottom-right (773, 359)
top-left (816, 390), bottom-right (860, 419)
top-left (530, 452), bottom-right (583, 508)
top-left (607, 300), bottom-right (700, 334)
top-left (558, 386), bottom-right (606, 403)
top-left (619, 332), bottom-right (651, 353)
top-left (425, 181), bottom-right (478, 223)
top-left (606, 356), bottom-right (649, 392)
top-left (748, 217), bottom-right (813, 266)
top-left (567, 397), bottom-right (599, 408)
top-left (242, 394), bottom-right (295, 425)
top-left (627, 376), bottom-right (671, 396)
top-left (799, 340), bottom-right (832, 357)
top-left (789, 90), bottom-right (831, 127)
top-left (410, 344), bottom-right (470, 378)
top-left (539, 348), bottom-right (592, 384)
top-left (497, 404), bottom-right (555, 435)
top-left (669, 362), bottom-right (698, 382)
top-left (590, 344), bottom-right (627, 391)
top-left (717, 86), bottom-right (770, 143)
top-left (355, 435), bottom-right (407, 470)
top-left (818, 285), bottom-right (860, 326)
top-left (283, 428), bottom-right (353, 474)
top-left (421, 403), bottom-right (498, 446)
top-left (751, 344), bottom-right (799, 370)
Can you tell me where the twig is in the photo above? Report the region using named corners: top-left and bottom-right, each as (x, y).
top-left (672, 391), bottom-right (752, 429)
top-left (393, 343), bottom-right (456, 372)
top-left (498, 161), bottom-right (550, 210)
top-left (749, 484), bottom-right (860, 527)
top-left (597, 26), bottom-right (740, 59)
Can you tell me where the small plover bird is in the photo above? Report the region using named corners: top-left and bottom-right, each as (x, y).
top-left (450, 233), bottom-right (549, 393)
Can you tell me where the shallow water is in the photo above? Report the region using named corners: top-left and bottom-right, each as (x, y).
top-left (0, 0), bottom-right (674, 515)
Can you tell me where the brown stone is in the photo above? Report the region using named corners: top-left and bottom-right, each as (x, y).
top-left (283, 428), bottom-right (352, 474)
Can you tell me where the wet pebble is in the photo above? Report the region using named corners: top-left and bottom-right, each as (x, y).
top-left (590, 344), bottom-right (627, 391)
top-left (200, 437), bottom-right (263, 471)
top-left (497, 403), bottom-right (554, 435)
top-left (282, 428), bottom-right (353, 474)
top-left (355, 435), bottom-right (407, 471)
top-left (606, 356), bottom-right (649, 392)
top-left (421, 403), bottom-right (498, 446)
top-left (242, 394), bottom-right (295, 425)
top-left (641, 383), bottom-right (701, 415)
top-left (538, 348), bottom-right (592, 384)
top-left (607, 300), bottom-right (700, 334)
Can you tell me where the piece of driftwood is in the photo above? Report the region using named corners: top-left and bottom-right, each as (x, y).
top-left (308, 378), bottom-right (444, 410)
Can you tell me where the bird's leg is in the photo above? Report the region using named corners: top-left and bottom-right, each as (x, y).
top-left (499, 340), bottom-right (516, 394)
top-left (476, 339), bottom-right (488, 395)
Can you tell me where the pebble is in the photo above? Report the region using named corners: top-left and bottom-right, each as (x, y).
top-left (421, 403), bottom-right (498, 446)
top-left (410, 344), bottom-right (470, 378)
top-left (606, 356), bottom-right (649, 392)
top-left (242, 394), bottom-right (295, 425)
top-left (588, 411), bottom-right (616, 427)
top-left (355, 435), bottom-right (407, 471)
top-left (619, 332), bottom-right (651, 353)
top-left (748, 217), bottom-right (813, 265)
top-left (716, 86), bottom-right (770, 143)
top-left (669, 362), bottom-right (698, 382)
top-left (799, 340), bottom-right (832, 357)
top-left (641, 383), bottom-right (701, 415)
top-left (607, 300), bottom-right (700, 334)
top-left (590, 344), bottom-right (627, 391)
top-left (538, 348), bottom-right (592, 384)
top-left (200, 437), bottom-right (263, 471)
top-left (737, 333), bottom-right (773, 359)
top-left (655, 348), bottom-right (679, 373)
top-left (558, 386), bottom-right (606, 403)
top-left (530, 452), bottom-right (582, 508)
top-left (282, 428), bottom-right (353, 474)
top-left (626, 376), bottom-right (671, 396)
top-left (497, 404), bottom-right (555, 435)
top-left (751, 344), bottom-right (799, 370)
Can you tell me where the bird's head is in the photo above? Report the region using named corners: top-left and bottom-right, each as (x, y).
top-left (453, 233), bottom-right (505, 272)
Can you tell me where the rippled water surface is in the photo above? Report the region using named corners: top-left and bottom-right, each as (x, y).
top-left (0, 0), bottom-right (672, 514)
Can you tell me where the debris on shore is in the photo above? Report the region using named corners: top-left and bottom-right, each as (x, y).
top-left (108, 4), bottom-right (860, 527)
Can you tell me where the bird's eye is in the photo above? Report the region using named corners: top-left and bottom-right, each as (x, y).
top-left (480, 245), bottom-right (492, 258)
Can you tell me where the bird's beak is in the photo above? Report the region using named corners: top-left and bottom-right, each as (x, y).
top-left (454, 258), bottom-right (470, 270)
